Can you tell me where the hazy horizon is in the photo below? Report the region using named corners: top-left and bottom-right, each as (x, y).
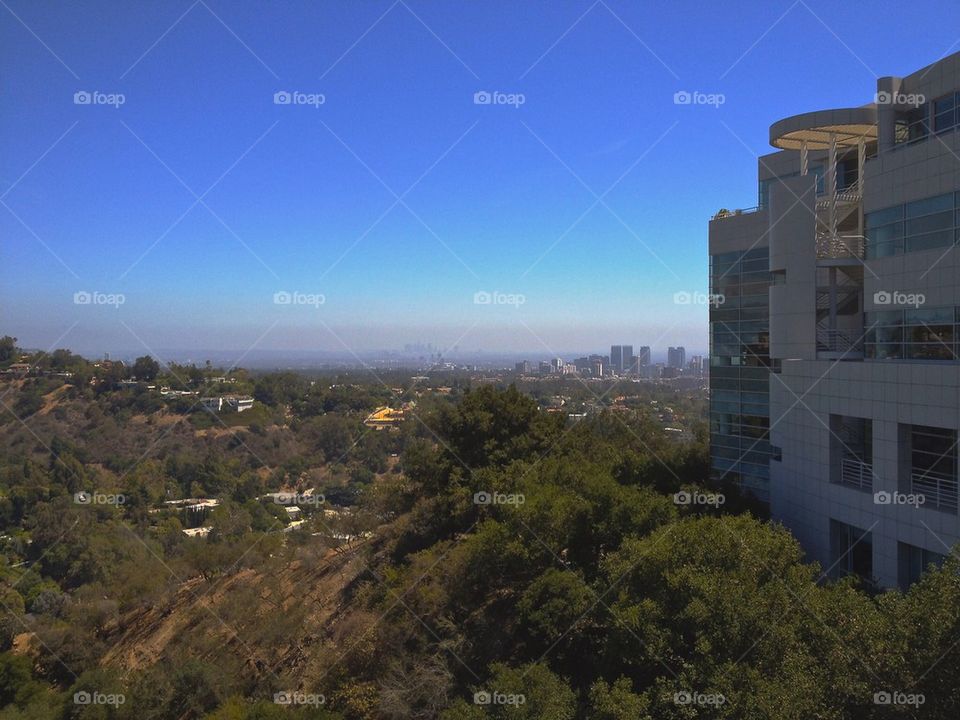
top-left (4, 1), bottom-right (958, 359)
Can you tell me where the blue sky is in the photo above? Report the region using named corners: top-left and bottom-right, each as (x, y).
top-left (3, 0), bottom-right (960, 361)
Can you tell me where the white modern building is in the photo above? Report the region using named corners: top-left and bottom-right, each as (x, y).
top-left (199, 395), bottom-right (255, 413)
top-left (710, 53), bottom-right (960, 588)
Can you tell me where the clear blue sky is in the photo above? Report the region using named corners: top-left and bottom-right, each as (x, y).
top-left (3, 0), bottom-right (959, 361)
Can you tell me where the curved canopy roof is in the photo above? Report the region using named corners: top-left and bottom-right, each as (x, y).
top-left (769, 107), bottom-right (877, 150)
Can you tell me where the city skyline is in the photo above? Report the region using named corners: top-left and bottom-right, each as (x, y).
top-left (5, 2), bottom-right (960, 359)
top-left (5, 4), bottom-right (960, 717)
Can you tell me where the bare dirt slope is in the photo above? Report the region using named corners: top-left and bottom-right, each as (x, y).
top-left (100, 539), bottom-right (374, 683)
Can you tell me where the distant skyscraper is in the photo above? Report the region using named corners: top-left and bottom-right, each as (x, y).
top-left (637, 346), bottom-right (651, 367)
top-left (515, 360), bottom-right (531, 374)
top-left (668, 346), bottom-right (686, 369)
top-left (610, 345), bottom-right (621, 373)
top-left (610, 345), bottom-right (634, 374)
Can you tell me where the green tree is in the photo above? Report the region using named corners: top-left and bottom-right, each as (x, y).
top-left (588, 677), bottom-right (651, 720)
top-left (441, 663), bottom-right (576, 720)
top-left (0, 336), bottom-right (16, 364)
top-left (132, 356), bottom-right (160, 381)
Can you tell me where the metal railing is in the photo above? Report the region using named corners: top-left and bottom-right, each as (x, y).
top-left (816, 232), bottom-right (865, 259)
top-left (840, 457), bottom-right (873, 491)
top-left (816, 287), bottom-right (861, 311)
top-left (815, 181), bottom-right (862, 210)
top-left (712, 207), bottom-right (760, 220)
top-left (911, 472), bottom-right (959, 512)
top-left (816, 327), bottom-right (863, 354)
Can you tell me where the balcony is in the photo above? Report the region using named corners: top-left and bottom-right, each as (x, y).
top-left (840, 457), bottom-right (873, 491)
top-left (712, 206), bottom-right (760, 221)
top-left (911, 471), bottom-right (959, 513)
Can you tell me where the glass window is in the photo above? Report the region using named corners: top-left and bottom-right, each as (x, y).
top-left (870, 310), bottom-right (905, 326)
top-left (911, 425), bottom-right (957, 492)
top-left (907, 230), bottom-right (953, 253)
top-left (934, 92), bottom-right (957, 133)
top-left (909, 104), bottom-right (929, 142)
top-left (838, 159), bottom-right (858, 190)
top-left (867, 206), bottom-right (904, 227)
top-left (907, 343), bottom-right (954, 360)
top-left (906, 211), bottom-right (952, 237)
top-left (866, 222), bottom-right (903, 258)
top-left (758, 178), bottom-right (772, 209)
top-left (830, 519), bottom-right (873, 581)
top-left (898, 542), bottom-right (947, 589)
top-left (867, 194), bottom-right (960, 257)
top-left (906, 307), bottom-right (954, 324)
top-left (906, 193), bottom-right (953, 218)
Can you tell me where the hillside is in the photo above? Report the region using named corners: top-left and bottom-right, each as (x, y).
top-left (2, 368), bottom-right (960, 719)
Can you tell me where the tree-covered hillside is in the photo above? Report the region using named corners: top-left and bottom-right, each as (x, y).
top-left (0, 343), bottom-right (957, 719)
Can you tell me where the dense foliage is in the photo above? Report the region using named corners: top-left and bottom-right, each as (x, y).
top-left (0, 340), bottom-right (957, 719)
